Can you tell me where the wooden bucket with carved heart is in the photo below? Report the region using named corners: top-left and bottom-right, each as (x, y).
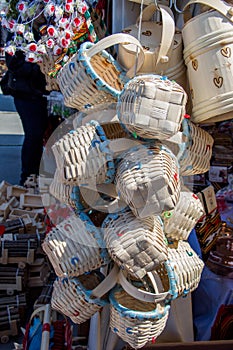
top-left (182, 0), bottom-right (233, 123)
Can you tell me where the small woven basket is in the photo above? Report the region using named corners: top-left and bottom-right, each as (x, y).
top-left (52, 265), bottom-right (119, 324)
top-left (109, 284), bottom-right (170, 349)
top-left (102, 209), bottom-right (168, 279)
top-left (167, 240), bottom-right (205, 297)
top-left (51, 121), bottom-right (115, 186)
top-left (42, 213), bottom-right (109, 277)
top-left (38, 48), bottom-right (60, 92)
top-left (49, 169), bottom-right (77, 208)
top-left (161, 186), bottom-right (205, 241)
top-left (57, 33), bottom-right (144, 110)
top-left (117, 74), bottom-right (187, 140)
top-left (165, 118), bottom-right (214, 176)
top-left (115, 143), bottom-right (181, 218)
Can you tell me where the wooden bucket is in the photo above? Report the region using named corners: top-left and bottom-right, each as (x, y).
top-left (182, 0), bottom-right (233, 123)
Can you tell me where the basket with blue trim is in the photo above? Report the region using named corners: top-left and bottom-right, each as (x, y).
top-left (109, 274), bottom-right (170, 349)
top-left (102, 209), bottom-right (168, 279)
top-left (42, 213), bottom-right (109, 277)
top-left (115, 143), bottom-right (181, 218)
top-left (51, 264), bottom-right (119, 324)
top-left (57, 33), bottom-right (144, 111)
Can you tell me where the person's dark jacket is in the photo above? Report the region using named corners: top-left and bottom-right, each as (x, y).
top-left (5, 50), bottom-right (47, 99)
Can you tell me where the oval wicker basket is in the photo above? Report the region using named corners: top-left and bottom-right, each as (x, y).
top-left (57, 33), bottom-right (144, 111)
top-left (167, 240), bottom-right (205, 297)
top-left (164, 117), bottom-right (214, 176)
top-left (102, 209), bottom-right (168, 279)
top-left (161, 186), bottom-right (205, 241)
top-left (117, 74), bottom-right (187, 140)
top-left (109, 284), bottom-right (170, 349)
top-left (42, 213), bottom-right (109, 277)
top-left (115, 143), bottom-right (181, 218)
top-left (52, 264), bottom-right (119, 324)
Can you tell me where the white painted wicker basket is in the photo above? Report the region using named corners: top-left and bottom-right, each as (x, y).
top-left (115, 143), bottom-right (181, 218)
top-left (102, 209), bottom-right (168, 279)
top-left (51, 265), bottom-right (118, 324)
top-left (57, 33), bottom-right (144, 111)
top-left (42, 214), bottom-right (109, 277)
top-left (117, 74), bottom-right (187, 140)
top-left (161, 186), bottom-right (205, 241)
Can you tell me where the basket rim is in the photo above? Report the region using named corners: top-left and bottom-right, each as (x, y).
top-left (78, 41), bottom-right (128, 98)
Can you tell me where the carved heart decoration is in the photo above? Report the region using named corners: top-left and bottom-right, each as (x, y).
top-left (213, 76), bottom-right (223, 88)
top-left (221, 47), bottom-right (231, 58)
top-left (192, 59), bottom-right (198, 71)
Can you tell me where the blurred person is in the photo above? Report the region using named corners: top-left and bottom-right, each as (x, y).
top-left (5, 8), bottom-right (49, 186)
top-left (0, 11), bottom-right (7, 55)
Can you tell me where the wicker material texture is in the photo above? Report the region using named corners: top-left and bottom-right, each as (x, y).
top-left (168, 240), bottom-right (204, 297)
top-left (38, 49), bottom-right (60, 92)
top-left (52, 121), bottom-right (115, 186)
top-left (109, 286), bottom-right (170, 349)
top-left (117, 75), bottom-right (187, 140)
top-left (102, 210), bottom-right (168, 279)
top-left (51, 272), bottom-right (107, 324)
top-left (161, 186), bottom-right (205, 241)
top-left (42, 214), bottom-right (109, 277)
top-left (115, 144), bottom-right (181, 218)
top-left (49, 169), bottom-right (77, 208)
top-left (57, 34), bottom-right (144, 111)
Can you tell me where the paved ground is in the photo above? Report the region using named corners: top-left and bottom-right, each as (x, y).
top-left (0, 94), bottom-right (23, 186)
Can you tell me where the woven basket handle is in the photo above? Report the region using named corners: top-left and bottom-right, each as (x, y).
top-left (183, 0), bottom-right (233, 23)
top-left (91, 264), bottom-right (119, 298)
top-left (28, 304), bottom-right (51, 350)
top-left (119, 270), bottom-right (170, 303)
top-left (86, 33), bottom-right (145, 78)
top-left (136, 4), bottom-right (175, 69)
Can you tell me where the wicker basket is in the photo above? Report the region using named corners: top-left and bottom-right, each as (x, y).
top-left (49, 169), bottom-right (77, 208)
top-left (52, 264), bottom-right (119, 324)
top-left (38, 48), bottom-right (60, 92)
top-left (57, 33), bottom-right (144, 111)
top-left (51, 120), bottom-right (115, 186)
top-left (109, 283), bottom-right (170, 349)
top-left (102, 209), bottom-right (168, 279)
top-left (42, 213), bottom-right (109, 277)
top-left (167, 240), bottom-right (205, 297)
top-left (161, 186), bottom-right (205, 241)
top-left (165, 117), bottom-right (214, 176)
top-left (117, 74), bottom-right (187, 140)
top-left (115, 143), bottom-right (181, 218)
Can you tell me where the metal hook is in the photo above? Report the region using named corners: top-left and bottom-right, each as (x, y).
top-left (173, 0), bottom-right (184, 14)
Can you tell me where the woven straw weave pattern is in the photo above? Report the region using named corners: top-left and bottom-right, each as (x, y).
top-left (168, 241), bottom-right (204, 297)
top-left (116, 144), bottom-right (180, 218)
top-left (57, 44), bottom-right (126, 110)
top-left (110, 287), bottom-right (169, 349)
top-left (179, 119), bottom-right (214, 176)
top-left (52, 274), bottom-right (104, 324)
top-left (102, 210), bottom-right (168, 279)
top-left (52, 122), bottom-right (114, 185)
top-left (162, 187), bottom-right (205, 241)
top-left (42, 215), bottom-right (108, 277)
top-left (117, 75), bottom-right (187, 140)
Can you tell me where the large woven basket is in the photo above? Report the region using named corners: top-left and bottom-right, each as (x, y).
top-left (115, 143), bottom-right (181, 218)
top-left (102, 209), bottom-right (168, 279)
top-left (51, 264), bottom-right (119, 324)
top-left (165, 117), bottom-right (214, 176)
top-left (42, 213), bottom-right (109, 277)
top-left (109, 283), bottom-right (170, 349)
top-left (57, 33), bottom-right (144, 111)
top-left (161, 186), bottom-right (205, 241)
top-left (117, 74), bottom-right (187, 140)
top-left (167, 240), bottom-right (205, 297)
